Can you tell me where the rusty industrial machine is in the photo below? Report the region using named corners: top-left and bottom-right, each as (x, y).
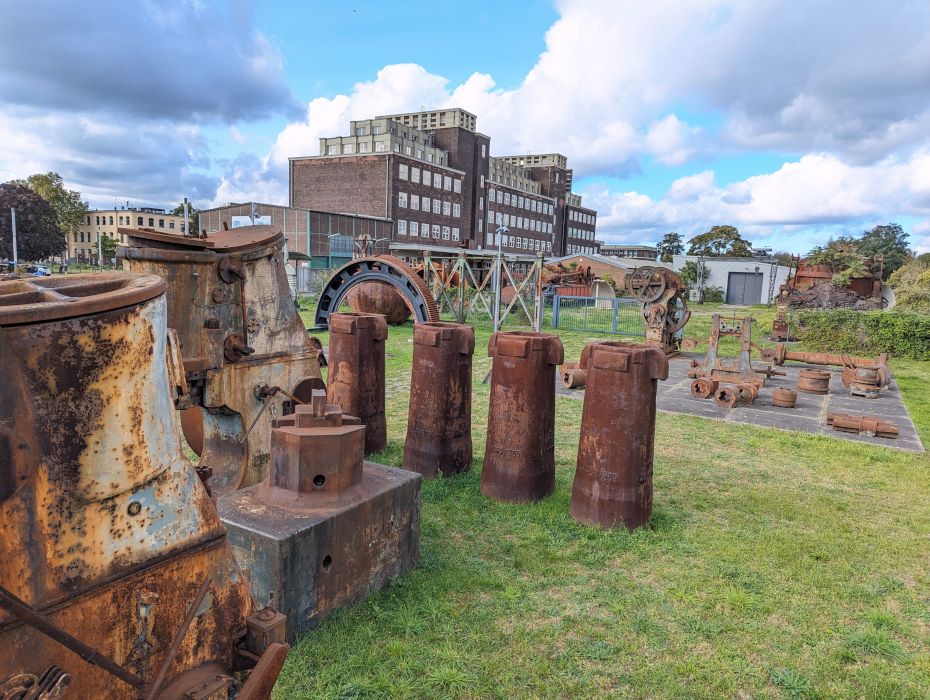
top-left (828, 413), bottom-right (899, 439)
top-left (218, 390), bottom-right (421, 641)
top-left (326, 313), bottom-right (388, 455)
top-left (571, 342), bottom-right (669, 530)
top-left (0, 273), bottom-right (287, 699)
top-left (763, 344), bottom-right (891, 398)
top-left (626, 266), bottom-right (690, 355)
top-left (482, 331), bottom-right (564, 503)
top-left (403, 322), bottom-right (475, 478)
top-left (118, 225), bottom-right (323, 496)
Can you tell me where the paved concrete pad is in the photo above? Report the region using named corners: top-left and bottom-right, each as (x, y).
top-left (558, 353), bottom-right (924, 453)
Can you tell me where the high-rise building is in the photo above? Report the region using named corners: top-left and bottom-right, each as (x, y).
top-left (289, 108), bottom-right (599, 258)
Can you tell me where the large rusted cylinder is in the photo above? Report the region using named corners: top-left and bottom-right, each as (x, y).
top-left (482, 331), bottom-right (564, 503)
top-left (403, 322), bottom-right (475, 478)
top-left (346, 282), bottom-right (412, 324)
top-left (570, 342), bottom-right (669, 530)
top-left (327, 312), bottom-right (388, 455)
top-left (797, 368), bottom-right (831, 394)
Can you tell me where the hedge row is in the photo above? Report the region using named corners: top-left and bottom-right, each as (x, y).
top-left (796, 309), bottom-right (930, 361)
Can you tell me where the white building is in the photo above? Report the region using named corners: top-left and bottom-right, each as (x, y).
top-left (672, 255), bottom-right (792, 305)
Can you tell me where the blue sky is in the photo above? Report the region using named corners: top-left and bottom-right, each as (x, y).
top-left (1, 0), bottom-right (929, 253)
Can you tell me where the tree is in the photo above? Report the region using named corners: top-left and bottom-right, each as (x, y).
top-left (170, 201), bottom-right (200, 236)
top-left (100, 234), bottom-right (118, 260)
top-left (656, 232), bottom-right (684, 262)
top-left (687, 225), bottom-right (753, 257)
top-left (11, 172), bottom-right (86, 236)
top-left (0, 183), bottom-right (67, 261)
top-left (856, 223), bottom-right (912, 279)
top-left (772, 251), bottom-right (796, 268)
top-left (888, 253), bottom-right (930, 314)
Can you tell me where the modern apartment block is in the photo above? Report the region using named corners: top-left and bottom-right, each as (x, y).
top-left (69, 207), bottom-right (184, 262)
top-left (289, 107), bottom-right (599, 259)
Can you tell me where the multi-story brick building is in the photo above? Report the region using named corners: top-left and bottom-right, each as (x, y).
top-left (288, 108), bottom-right (598, 259)
top-left (600, 244), bottom-right (658, 261)
top-left (69, 207), bottom-right (184, 262)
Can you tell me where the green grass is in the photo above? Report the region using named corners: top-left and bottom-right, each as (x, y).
top-left (274, 311), bottom-right (930, 699)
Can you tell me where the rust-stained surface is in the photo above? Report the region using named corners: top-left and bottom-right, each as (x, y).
top-left (562, 367), bottom-right (587, 389)
top-left (690, 377), bottom-right (718, 399)
top-left (797, 369), bottom-right (831, 394)
top-left (118, 225), bottom-right (322, 495)
top-left (626, 266), bottom-right (690, 355)
top-left (326, 312), bottom-right (388, 455)
top-left (714, 384), bottom-right (741, 409)
top-left (570, 342), bottom-right (668, 530)
top-left (765, 344), bottom-right (891, 398)
top-left (828, 413), bottom-right (899, 438)
top-left (481, 331), bottom-right (564, 503)
top-left (0, 273), bottom-right (282, 699)
top-left (403, 322), bottom-right (475, 478)
top-left (346, 282), bottom-right (412, 324)
top-left (688, 315), bottom-right (780, 387)
top-left (218, 392), bottom-right (421, 641)
top-left (772, 388), bottom-right (798, 408)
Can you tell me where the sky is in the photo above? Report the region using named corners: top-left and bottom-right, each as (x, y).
top-left (1, 0), bottom-right (929, 254)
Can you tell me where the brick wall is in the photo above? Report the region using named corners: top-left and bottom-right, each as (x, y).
top-left (290, 155), bottom-right (390, 218)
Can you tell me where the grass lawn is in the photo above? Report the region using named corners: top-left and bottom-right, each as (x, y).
top-left (274, 307), bottom-right (930, 699)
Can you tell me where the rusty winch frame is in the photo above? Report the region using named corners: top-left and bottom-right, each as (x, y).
top-left (118, 225), bottom-right (324, 496)
top-left (626, 266), bottom-right (691, 355)
top-left (688, 314), bottom-right (783, 389)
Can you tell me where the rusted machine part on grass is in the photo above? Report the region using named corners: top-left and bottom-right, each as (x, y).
top-left (346, 281), bottom-right (412, 324)
top-left (770, 301), bottom-right (794, 342)
top-left (218, 391), bottom-right (421, 641)
top-left (314, 255), bottom-right (440, 329)
top-left (688, 315), bottom-right (778, 387)
top-left (772, 387), bottom-right (798, 408)
top-left (326, 312), bottom-right (388, 455)
top-left (570, 342), bottom-right (669, 531)
top-left (118, 225), bottom-right (322, 496)
top-left (797, 368), bottom-right (831, 394)
top-left (681, 337), bottom-right (698, 351)
top-left (690, 377), bottom-right (719, 399)
top-left (714, 384), bottom-right (742, 408)
top-left (482, 331), bottom-right (564, 503)
top-left (627, 266), bottom-right (691, 355)
top-left (0, 273), bottom-right (287, 699)
top-left (842, 366), bottom-right (884, 399)
top-left (827, 413), bottom-right (899, 439)
top-left (562, 367), bottom-right (587, 389)
top-left (767, 344), bottom-right (889, 373)
top-left (403, 322), bottom-right (475, 478)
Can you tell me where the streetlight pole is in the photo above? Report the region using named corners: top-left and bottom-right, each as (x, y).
top-left (493, 225), bottom-right (509, 332)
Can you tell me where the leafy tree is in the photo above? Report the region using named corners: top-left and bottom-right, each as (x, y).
top-left (11, 172), bottom-right (86, 235)
top-left (772, 250), bottom-right (796, 268)
top-left (687, 225), bottom-right (753, 257)
top-left (857, 223), bottom-right (912, 279)
top-left (100, 234), bottom-right (118, 260)
top-left (679, 260), bottom-right (708, 288)
top-left (888, 253), bottom-right (930, 313)
top-left (170, 201), bottom-right (200, 235)
top-left (0, 183), bottom-right (67, 261)
top-left (656, 232), bottom-right (684, 263)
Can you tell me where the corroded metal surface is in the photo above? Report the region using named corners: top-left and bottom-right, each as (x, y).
top-left (690, 377), bottom-right (718, 399)
top-left (688, 315), bottom-right (781, 387)
top-left (346, 282), bottom-right (412, 324)
top-left (627, 266), bottom-right (690, 355)
top-left (403, 322), bottom-right (475, 478)
top-left (772, 387), bottom-right (798, 408)
top-left (571, 342), bottom-right (668, 530)
top-left (327, 313), bottom-right (388, 455)
top-left (0, 273), bottom-right (282, 699)
top-left (118, 225), bottom-right (321, 495)
top-left (218, 393), bottom-right (421, 641)
top-left (797, 368), bottom-right (831, 394)
top-left (714, 384), bottom-right (741, 408)
top-left (481, 331), bottom-right (564, 503)
top-left (562, 367), bottom-right (587, 389)
top-left (828, 413), bottom-right (899, 438)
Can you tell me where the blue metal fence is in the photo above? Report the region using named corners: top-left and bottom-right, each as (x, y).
top-left (551, 295), bottom-right (644, 336)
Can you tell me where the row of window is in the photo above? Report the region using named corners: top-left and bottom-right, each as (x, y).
top-left (487, 189), bottom-right (553, 216)
top-left (72, 231), bottom-right (130, 244)
top-left (569, 227), bottom-right (595, 241)
top-left (396, 220), bottom-right (460, 242)
top-left (484, 231), bottom-right (552, 252)
top-left (569, 210), bottom-right (595, 225)
top-left (487, 210), bottom-right (553, 235)
top-left (398, 164), bottom-right (462, 192)
top-left (397, 193), bottom-right (461, 217)
top-left (87, 215), bottom-right (171, 229)
top-left (567, 244), bottom-right (596, 254)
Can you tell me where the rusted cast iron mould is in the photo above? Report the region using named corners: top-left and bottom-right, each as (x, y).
top-left (218, 390), bottom-right (421, 641)
top-left (690, 377), bottom-right (718, 399)
top-left (482, 331), bottom-right (564, 503)
top-left (326, 312), bottom-right (388, 455)
top-left (797, 368), bottom-right (831, 395)
top-left (841, 366), bottom-right (885, 399)
top-left (626, 266), bottom-right (691, 355)
top-left (118, 225), bottom-right (323, 496)
top-left (714, 384), bottom-right (741, 409)
top-left (772, 387), bottom-right (798, 408)
top-left (562, 367), bottom-right (587, 389)
top-left (571, 342), bottom-right (669, 531)
top-left (0, 273), bottom-right (286, 699)
top-left (346, 281), bottom-right (412, 324)
top-left (688, 315), bottom-right (782, 387)
top-left (403, 322), bottom-right (475, 478)
top-left (828, 413), bottom-right (899, 439)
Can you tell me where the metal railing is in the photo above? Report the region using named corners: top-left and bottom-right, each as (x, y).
top-left (551, 295), bottom-right (644, 336)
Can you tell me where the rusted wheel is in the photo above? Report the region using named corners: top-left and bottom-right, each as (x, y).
top-left (627, 266), bottom-right (667, 303)
top-left (714, 384), bottom-right (740, 408)
top-left (690, 377), bottom-right (718, 399)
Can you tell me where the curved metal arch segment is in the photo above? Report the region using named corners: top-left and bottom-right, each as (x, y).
top-left (315, 258), bottom-right (437, 328)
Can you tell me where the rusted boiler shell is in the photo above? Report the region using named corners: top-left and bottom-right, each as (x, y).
top-left (0, 274), bottom-right (263, 698)
top-left (797, 368), bottom-right (831, 394)
top-left (327, 312), bottom-right (388, 455)
top-left (346, 282), bottom-right (412, 324)
top-left (481, 331), bottom-right (564, 503)
top-left (772, 388), bottom-right (798, 408)
top-left (403, 322), bottom-right (475, 478)
top-left (570, 342), bottom-right (668, 530)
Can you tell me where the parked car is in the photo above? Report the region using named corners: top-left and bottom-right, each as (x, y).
top-left (24, 264), bottom-right (52, 276)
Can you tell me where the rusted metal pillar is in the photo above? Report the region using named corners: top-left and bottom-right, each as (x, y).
top-left (571, 342), bottom-right (669, 530)
top-left (481, 331), bottom-right (564, 503)
top-left (327, 312), bottom-right (388, 455)
top-left (403, 322), bottom-right (475, 478)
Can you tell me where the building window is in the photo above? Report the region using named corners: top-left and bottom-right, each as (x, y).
top-left (454, 179), bottom-right (461, 193)
top-left (343, 143), bottom-right (354, 154)
top-left (442, 226), bottom-right (451, 240)
top-left (398, 192), bottom-right (408, 208)
top-left (433, 173), bottom-right (441, 188)
top-left (443, 175), bottom-right (451, 191)
top-left (411, 167), bottom-right (420, 184)
top-left (158, 219), bottom-right (164, 228)
top-left (414, 148), bottom-right (422, 158)
top-left (169, 221), bottom-right (175, 229)
top-left (356, 126), bottom-right (368, 136)
top-left (327, 144), bottom-right (338, 155)
top-left (397, 219), bottom-right (407, 235)
top-left (432, 199), bottom-right (440, 214)
top-left (481, 144), bottom-right (487, 158)
top-left (393, 143), bottom-right (400, 152)
top-left (95, 216), bottom-right (100, 225)
top-left (479, 219), bottom-right (484, 233)
top-left (431, 224), bottom-right (440, 238)
top-left (410, 221), bottom-right (418, 237)
top-left (504, 193), bottom-right (511, 206)
top-left (451, 227), bottom-right (460, 241)
top-left (517, 216), bottom-right (523, 229)
top-left (443, 201), bottom-right (451, 216)
top-left (495, 212), bottom-right (503, 225)
top-left (488, 209), bottom-right (494, 223)
top-left (426, 153), bottom-right (434, 162)
top-left (422, 197), bottom-right (430, 212)
top-left (411, 194), bottom-right (420, 211)
top-left (480, 175), bottom-right (485, 188)
top-left (137, 216), bottom-right (143, 226)
top-left (148, 218), bottom-right (154, 227)
top-left (373, 125), bottom-right (383, 135)
top-left (359, 142), bottom-right (370, 153)
top-left (453, 203), bottom-right (461, 217)
top-left (375, 141), bottom-right (385, 152)
top-left (489, 188), bottom-right (496, 200)
top-left (399, 164), bottom-right (408, 180)
top-left (496, 191), bottom-right (503, 204)
top-left (118, 216), bottom-right (123, 225)
top-left (479, 196), bottom-right (484, 210)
